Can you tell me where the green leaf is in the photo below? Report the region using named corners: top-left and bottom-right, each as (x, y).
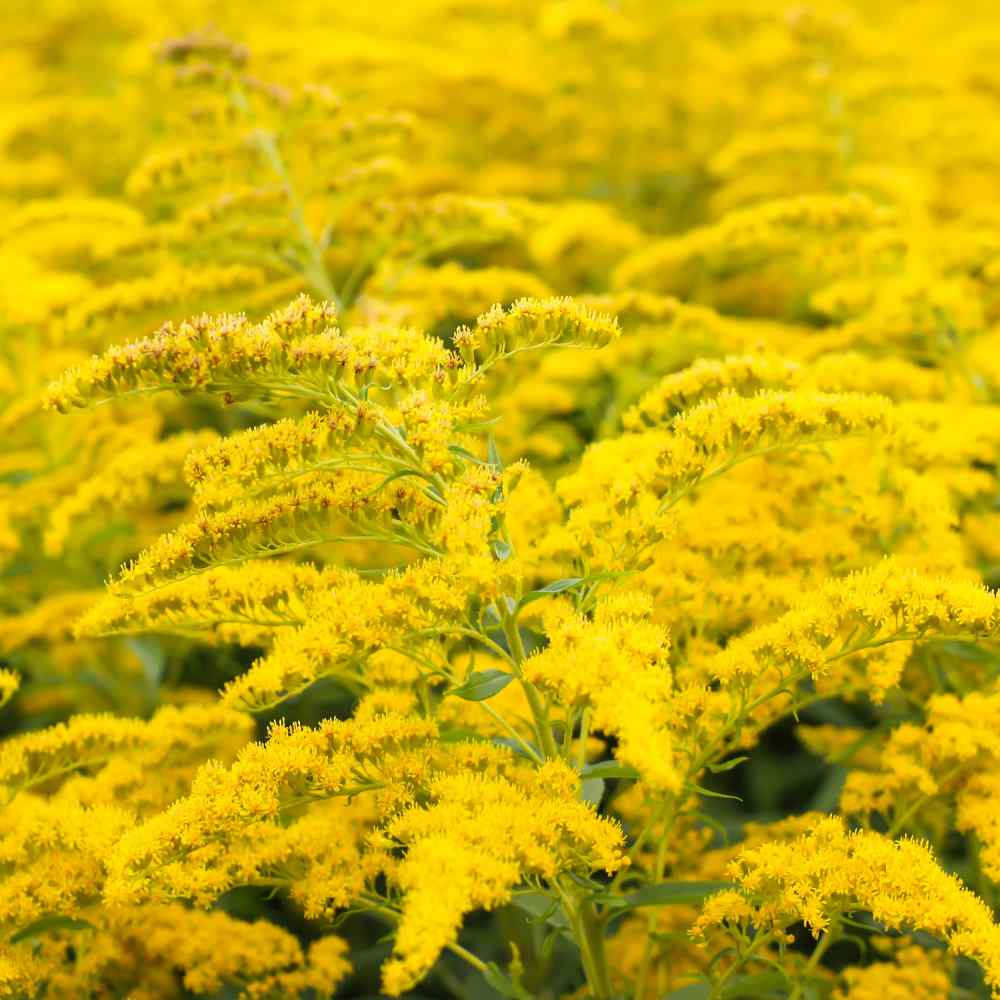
top-left (454, 415), bottom-right (503, 434)
top-left (487, 434), bottom-right (503, 472)
top-left (807, 764), bottom-right (846, 812)
top-left (517, 577), bottom-right (584, 609)
top-left (492, 539), bottom-right (513, 561)
top-left (661, 972), bottom-right (790, 1000)
top-left (482, 962), bottom-right (531, 999)
top-left (353, 995), bottom-right (438, 1000)
top-left (581, 760), bottom-right (641, 780)
top-left (367, 468), bottom-right (429, 497)
top-left (688, 782), bottom-right (742, 802)
top-left (718, 972), bottom-right (790, 998)
top-left (706, 755), bottom-right (749, 774)
top-left (537, 577), bottom-right (584, 593)
top-left (438, 727), bottom-right (480, 743)
top-left (10, 915), bottom-right (95, 944)
top-left (935, 640), bottom-right (1000, 664)
top-left (516, 571), bottom-right (636, 610)
top-left (510, 892), bottom-right (569, 929)
top-left (580, 777), bottom-right (605, 805)
top-left (448, 444), bottom-right (486, 465)
top-left (482, 964), bottom-right (515, 997)
top-left (449, 669), bottom-right (514, 701)
top-left (662, 985), bottom-right (711, 1000)
top-left (492, 737), bottom-right (542, 761)
top-left (624, 880), bottom-right (733, 909)
top-left (125, 637), bottom-right (165, 695)
top-left (690, 810), bottom-right (731, 847)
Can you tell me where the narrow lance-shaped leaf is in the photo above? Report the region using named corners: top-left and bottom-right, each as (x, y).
top-left (448, 669), bottom-right (515, 701)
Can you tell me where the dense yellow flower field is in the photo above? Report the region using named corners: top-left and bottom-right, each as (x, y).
top-left (5, 1), bottom-right (1000, 997)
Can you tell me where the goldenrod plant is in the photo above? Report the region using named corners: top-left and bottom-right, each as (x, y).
top-left (8, 2), bottom-right (1000, 998)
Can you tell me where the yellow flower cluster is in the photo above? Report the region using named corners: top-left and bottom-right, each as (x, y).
top-left (381, 758), bottom-right (625, 994)
top-left (524, 594), bottom-right (679, 792)
top-left (104, 711), bottom-right (436, 906)
top-left (220, 554), bottom-right (496, 711)
top-left (9, 1), bottom-right (1000, 997)
top-left (834, 945), bottom-right (952, 1000)
top-left (698, 817), bottom-right (1000, 993)
top-left (1, 901), bottom-right (351, 999)
top-left (0, 703), bottom-right (253, 799)
top-left (710, 560), bottom-right (1000, 696)
top-left (43, 430), bottom-right (217, 556)
top-left (109, 471), bottom-right (442, 595)
top-left (76, 560), bottom-right (349, 644)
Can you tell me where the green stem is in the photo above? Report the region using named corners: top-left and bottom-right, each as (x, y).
top-left (521, 680), bottom-right (559, 759)
top-left (577, 707), bottom-right (591, 769)
top-left (709, 931), bottom-right (775, 999)
top-left (253, 128), bottom-right (341, 308)
top-left (633, 798), bottom-right (679, 1000)
top-left (886, 762), bottom-right (964, 837)
top-left (479, 701), bottom-right (544, 764)
top-left (361, 897), bottom-right (491, 976)
top-left (445, 940), bottom-right (491, 975)
top-left (502, 608), bottom-right (559, 759)
top-left (790, 924), bottom-right (837, 999)
top-left (577, 900), bottom-right (613, 1000)
top-left (557, 883), bottom-right (613, 1000)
